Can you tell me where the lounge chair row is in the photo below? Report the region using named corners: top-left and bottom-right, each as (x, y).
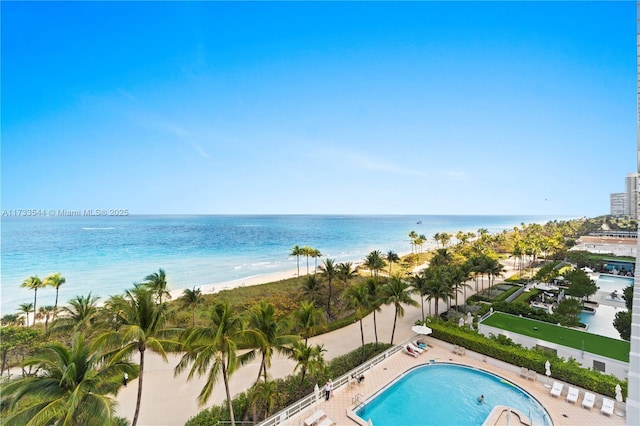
top-left (518, 367), bottom-right (537, 381)
top-left (549, 382), bottom-right (617, 416)
top-left (303, 410), bottom-right (336, 426)
top-left (404, 342), bottom-right (427, 357)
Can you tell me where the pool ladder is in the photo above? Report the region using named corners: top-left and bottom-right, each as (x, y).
top-left (352, 393), bottom-right (365, 411)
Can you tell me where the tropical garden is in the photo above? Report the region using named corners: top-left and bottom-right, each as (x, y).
top-left (0, 215), bottom-right (635, 425)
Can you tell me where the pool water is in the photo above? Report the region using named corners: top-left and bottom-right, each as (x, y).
top-left (355, 364), bottom-right (551, 426)
top-left (595, 275), bottom-right (633, 295)
top-left (579, 305), bottom-right (625, 339)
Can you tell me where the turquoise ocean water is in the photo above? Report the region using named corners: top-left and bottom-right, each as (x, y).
top-left (1, 214), bottom-right (562, 315)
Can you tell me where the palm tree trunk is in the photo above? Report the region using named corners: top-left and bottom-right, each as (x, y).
top-left (296, 256), bottom-right (300, 278)
top-left (32, 289), bottom-right (38, 328)
top-left (359, 319), bottom-right (365, 362)
top-left (420, 297), bottom-right (425, 322)
top-left (390, 306), bottom-right (398, 345)
top-left (256, 356), bottom-right (266, 385)
top-left (373, 310), bottom-right (379, 345)
top-left (222, 361), bottom-right (236, 426)
top-left (132, 348), bottom-right (145, 426)
top-left (54, 287), bottom-right (60, 319)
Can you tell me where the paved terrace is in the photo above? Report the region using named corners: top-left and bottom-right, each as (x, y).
top-left (283, 338), bottom-right (627, 426)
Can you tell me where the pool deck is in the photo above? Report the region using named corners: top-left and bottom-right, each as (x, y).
top-left (287, 338), bottom-right (627, 426)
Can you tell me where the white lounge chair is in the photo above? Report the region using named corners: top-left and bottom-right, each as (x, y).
top-left (407, 342), bottom-right (424, 354)
top-left (582, 392), bottom-right (596, 409)
top-left (527, 369), bottom-right (536, 381)
top-left (414, 340), bottom-right (428, 351)
top-left (519, 367), bottom-right (528, 378)
top-left (566, 387), bottom-right (579, 403)
top-left (404, 345), bottom-right (418, 358)
top-left (550, 381), bottom-right (563, 398)
top-left (304, 410), bottom-right (326, 426)
top-left (317, 417), bottom-right (336, 426)
top-left (601, 397), bottom-right (615, 416)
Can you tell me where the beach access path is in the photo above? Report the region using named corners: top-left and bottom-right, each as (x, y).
top-left (115, 261), bottom-right (518, 425)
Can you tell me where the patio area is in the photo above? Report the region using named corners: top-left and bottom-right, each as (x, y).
top-left (282, 337), bottom-right (626, 426)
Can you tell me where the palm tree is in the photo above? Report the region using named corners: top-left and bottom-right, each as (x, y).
top-left (292, 301), bottom-right (325, 345)
top-left (343, 282), bottom-right (370, 362)
top-left (381, 276), bottom-right (419, 344)
top-left (363, 250), bottom-right (386, 278)
top-left (181, 286), bottom-right (203, 326)
top-left (144, 268), bottom-right (171, 304)
top-left (408, 230), bottom-right (418, 254)
top-left (96, 287), bottom-right (175, 426)
top-left (336, 261), bottom-right (357, 287)
top-left (18, 303), bottom-right (33, 327)
top-left (366, 278), bottom-right (383, 345)
top-left (311, 248), bottom-right (322, 275)
top-left (317, 258), bottom-right (337, 316)
top-left (21, 275), bottom-right (45, 327)
top-left (43, 272), bottom-right (65, 319)
top-left (431, 248), bottom-right (453, 267)
top-left (409, 271), bottom-right (429, 321)
top-left (175, 302), bottom-right (256, 426)
top-left (290, 340), bottom-right (326, 385)
top-left (290, 245), bottom-right (303, 278)
top-left (301, 246), bottom-right (313, 275)
top-left (1, 333), bottom-right (137, 426)
top-left (247, 301), bottom-right (296, 384)
top-left (449, 265), bottom-right (471, 310)
top-left (301, 275), bottom-right (322, 305)
top-left (49, 293), bottom-right (101, 336)
top-left (249, 379), bottom-right (280, 421)
top-left (37, 305), bottom-right (55, 332)
top-left (487, 258), bottom-right (506, 296)
top-left (385, 250), bottom-right (400, 276)
top-left (424, 266), bottom-right (454, 318)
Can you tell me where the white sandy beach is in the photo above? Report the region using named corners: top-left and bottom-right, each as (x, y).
top-left (115, 261), bottom-right (514, 425)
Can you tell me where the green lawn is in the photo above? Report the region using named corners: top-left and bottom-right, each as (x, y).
top-left (481, 312), bottom-right (630, 362)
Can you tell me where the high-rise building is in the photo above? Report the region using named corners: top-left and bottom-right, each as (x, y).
top-left (625, 172), bottom-right (639, 218)
top-left (611, 193), bottom-right (627, 216)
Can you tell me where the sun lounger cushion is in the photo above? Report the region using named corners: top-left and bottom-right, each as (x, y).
top-left (582, 392), bottom-right (596, 409)
top-left (304, 410), bottom-right (326, 426)
top-left (550, 381), bottom-right (563, 397)
top-left (566, 387), bottom-right (579, 403)
top-left (601, 397), bottom-right (615, 416)
top-left (317, 417), bottom-right (335, 426)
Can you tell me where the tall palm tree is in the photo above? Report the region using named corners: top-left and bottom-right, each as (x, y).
top-left (363, 250), bottom-right (386, 278)
top-left (431, 248), bottom-right (453, 267)
top-left (424, 266), bottom-right (454, 318)
top-left (343, 282), bottom-right (370, 362)
top-left (21, 275), bottom-right (45, 327)
top-left (43, 272), bottom-right (65, 319)
top-left (408, 230), bottom-right (418, 254)
top-left (175, 302), bottom-right (256, 426)
top-left (290, 245), bottom-right (303, 278)
top-left (181, 286), bottom-right (203, 326)
top-left (409, 271), bottom-right (429, 322)
top-left (385, 250), bottom-right (400, 276)
top-left (1, 333), bottom-right (137, 426)
top-left (18, 303), bottom-right (33, 327)
top-left (247, 301), bottom-right (296, 384)
top-left (381, 276), bottom-right (419, 344)
top-left (290, 340), bottom-right (326, 385)
top-left (96, 287), bottom-right (175, 426)
top-left (317, 258), bottom-right (337, 316)
top-left (292, 300), bottom-right (325, 345)
top-left (449, 265), bottom-right (471, 310)
top-left (249, 379), bottom-right (279, 421)
top-left (487, 258), bottom-right (506, 296)
top-left (50, 293), bottom-right (101, 336)
top-left (144, 268), bottom-right (171, 304)
top-left (301, 246), bottom-right (313, 275)
top-left (311, 248), bottom-right (322, 275)
top-left (366, 278), bottom-right (383, 345)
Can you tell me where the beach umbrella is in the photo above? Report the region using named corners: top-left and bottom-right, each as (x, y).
top-left (314, 383), bottom-right (320, 406)
top-left (411, 324), bottom-right (432, 335)
top-left (458, 317), bottom-right (464, 327)
top-left (615, 384), bottom-right (623, 403)
top-left (545, 360), bottom-right (551, 386)
top-left (466, 312), bottom-right (473, 328)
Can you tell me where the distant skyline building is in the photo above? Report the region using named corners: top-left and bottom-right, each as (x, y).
top-left (611, 193), bottom-right (627, 216)
top-left (626, 172), bottom-right (639, 218)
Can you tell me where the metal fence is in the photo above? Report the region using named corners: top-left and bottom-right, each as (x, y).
top-left (258, 338), bottom-right (412, 426)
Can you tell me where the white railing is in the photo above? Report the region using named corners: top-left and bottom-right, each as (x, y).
top-left (259, 339), bottom-right (410, 426)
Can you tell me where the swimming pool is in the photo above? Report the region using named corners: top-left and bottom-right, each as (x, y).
top-left (355, 363), bottom-right (551, 426)
top-left (596, 274), bottom-right (633, 295)
top-left (579, 305), bottom-right (625, 339)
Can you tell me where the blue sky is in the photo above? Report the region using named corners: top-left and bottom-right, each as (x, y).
top-left (1, 1), bottom-right (636, 216)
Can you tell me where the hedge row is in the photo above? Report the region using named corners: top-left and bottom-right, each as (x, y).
top-left (185, 342), bottom-right (391, 426)
top-left (428, 321), bottom-right (627, 398)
